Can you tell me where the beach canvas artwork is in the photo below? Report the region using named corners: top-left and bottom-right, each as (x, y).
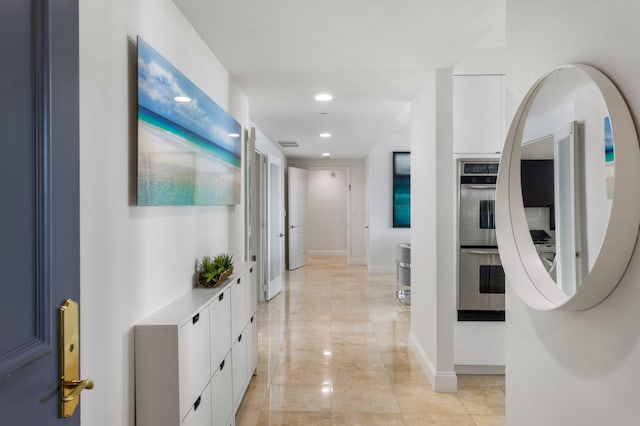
top-left (393, 152), bottom-right (410, 228)
top-left (137, 37), bottom-right (241, 206)
top-left (604, 116), bottom-right (614, 163)
top-left (604, 116), bottom-right (615, 199)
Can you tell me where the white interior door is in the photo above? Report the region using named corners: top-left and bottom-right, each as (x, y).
top-left (554, 121), bottom-right (583, 295)
top-left (287, 167), bottom-right (308, 270)
top-left (267, 156), bottom-right (284, 300)
top-left (364, 164), bottom-right (370, 267)
top-left (251, 150), bottom-right (268, 302)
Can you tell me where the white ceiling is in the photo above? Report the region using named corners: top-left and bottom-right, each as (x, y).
top-left (173, 0), bottom-right (504, 159)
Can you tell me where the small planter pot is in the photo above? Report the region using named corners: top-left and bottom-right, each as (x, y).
top-left (197, 267), bottom-right (234, 288)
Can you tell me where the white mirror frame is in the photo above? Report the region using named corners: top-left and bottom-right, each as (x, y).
top-left (496, 64), bottom-right (640, 310)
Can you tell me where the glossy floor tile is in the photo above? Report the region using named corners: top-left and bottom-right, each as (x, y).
top-left (236, 257), bottom-right (505, 426)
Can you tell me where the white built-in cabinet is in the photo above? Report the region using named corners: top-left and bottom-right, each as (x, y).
top-left (453, 74), bottom-right (505, 154)
top-left (135, 262), bottom-right (258, 426)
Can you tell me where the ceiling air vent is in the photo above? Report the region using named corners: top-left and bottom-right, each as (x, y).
top-left (278, 141), bottom-right (299, 148)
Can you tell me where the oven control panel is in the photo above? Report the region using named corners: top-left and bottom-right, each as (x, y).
top-left (461, 161), bottom-right (499, 176)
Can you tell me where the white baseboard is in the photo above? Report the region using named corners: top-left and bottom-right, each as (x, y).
top-left (349, 257), bottom-right (366, 265)
top-left (409, 332), bottom-right (458, 392)
top-left (308, 250), bottom-right (347, 257)
top-left (367, 265), bottom-right (396, 274)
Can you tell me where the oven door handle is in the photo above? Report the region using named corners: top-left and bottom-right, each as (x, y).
top-left (464, 249), bottom-right (500, 255)
top-left (461, 184), bottom-right (496, 190)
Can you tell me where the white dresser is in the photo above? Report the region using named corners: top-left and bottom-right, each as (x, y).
top-left (135, 262), bottom-right (258, 426)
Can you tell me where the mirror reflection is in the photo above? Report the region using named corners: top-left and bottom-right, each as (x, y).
top-left (519, 67), bottom-right (613, 297)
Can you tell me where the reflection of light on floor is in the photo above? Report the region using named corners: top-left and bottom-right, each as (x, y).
top-left (236, 257), bottom-right (506, 423)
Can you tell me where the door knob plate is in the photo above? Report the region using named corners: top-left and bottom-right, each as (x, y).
top-left (59, 299), bottom-right (94, 418)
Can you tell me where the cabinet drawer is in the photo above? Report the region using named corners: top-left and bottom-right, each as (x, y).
top-left (247, 267), bottom-right (257, 316)
top-left (231, 274), bottom-right (247, 340)
top-left (212, 353), bottom-right (233, 426)
top-left (210, 287), bottom-right (232, 372)
top-left (232, 330), bottom-right (248, 407)
top-left (247, 315), bottom-right (258, 375)
top-left (181, 382), bottom-right (212, 426)
top-left (179, 306), bottom-right (211, 420)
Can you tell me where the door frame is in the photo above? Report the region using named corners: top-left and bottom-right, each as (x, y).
top-left (306, 166), bottom-right (352, 263)
top-left (250, 149), bottom-right (268, 302)
top-left (266, 155), bottom-right (284, 300)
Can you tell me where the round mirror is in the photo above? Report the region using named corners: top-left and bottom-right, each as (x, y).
top-left (496, 64), bottom-right (640, 310)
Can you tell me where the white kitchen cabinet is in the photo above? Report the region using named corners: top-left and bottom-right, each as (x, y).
top-left (135, 262), bottom-right (256, 426)
top-left (453, 75), bottom-right (505, 154)
top-left (211, 353), bottom-right (233, 426)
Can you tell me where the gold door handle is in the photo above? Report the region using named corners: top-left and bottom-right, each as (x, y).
top-left (62, 379), bottom-right (94, 402)
top-left (59, 299), bottom-right (94, 418)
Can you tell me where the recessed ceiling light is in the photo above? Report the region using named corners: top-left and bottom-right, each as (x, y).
top-left (322, 152), bottom-right (331, 157)
top-left (320, 133), bottom-right (332, 138)
top-left (315, 93), bottom-right (333, 101)
top-left (228, 133), bottom-right (240, 138)
top-left (174, 96), bottom-right (192, 103)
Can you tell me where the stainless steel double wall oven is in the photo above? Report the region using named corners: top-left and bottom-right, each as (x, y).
top-left (458, 161), bottom-right (505, 321)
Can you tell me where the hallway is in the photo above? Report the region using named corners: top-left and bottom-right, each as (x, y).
top-left (235, 257), bottom-right (505, 425)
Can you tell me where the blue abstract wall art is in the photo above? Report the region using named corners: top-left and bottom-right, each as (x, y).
top-left (393, 152), bottom-right (410, 228)
top-left (604, 116), bottom-right (614, 163)
top-left (137, 37), bottom-right (242, 206)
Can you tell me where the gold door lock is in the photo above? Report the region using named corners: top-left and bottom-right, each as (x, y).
top-left (59, 299), bottom-right (94, 418)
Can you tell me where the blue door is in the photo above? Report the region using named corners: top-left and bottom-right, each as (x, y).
top-left (0, 0), bottom-right (80, 424)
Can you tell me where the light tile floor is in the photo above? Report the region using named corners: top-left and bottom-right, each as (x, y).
top-left (236, 257), bottom-right (505, 426)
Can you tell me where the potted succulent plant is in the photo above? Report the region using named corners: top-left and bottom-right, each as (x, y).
top-left (197, 253), bottom-right (234, 288)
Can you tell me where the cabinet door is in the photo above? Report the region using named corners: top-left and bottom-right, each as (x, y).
top-left (179, 306), bottom-right (211, 420)
top-left (247, 314), bottom-right (258, 376)
top-left (231, 330), bottom-right (248, 407)
top-left (247, 266), bottom-right (257, 316)
top-left (181, 382), bottom-right (212, 426)
top-left (231, 274), bottom-right (247, 340)
top-left (453, 75), bottom-right (504, 154)
top-left (210, 287), bottom-right (232, 373)
top-left (211, 353), bottom-right (233, 426)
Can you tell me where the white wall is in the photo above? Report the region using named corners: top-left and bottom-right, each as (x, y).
top-left (409, 69), bottom-right (457, 391)
top-left (507, 1), bottom-right (640, 424)
top-left (306, 169), bottom-right (348, 256)
top-left (366, 136), bottom-right (411, 273)
top-left (78, 2), bottom-right (281, 424)
top-left (288, 157), bottom-right (366, 264)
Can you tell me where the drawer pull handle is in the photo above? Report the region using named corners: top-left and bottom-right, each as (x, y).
top-left (250, 316), bottom-right (254, 324)
top-left (219, 293), bottom-right (224, 301)
top-left (192, 313), bottom-right (200, 324)
top-left (238, 334), bottom-right (242, 342)
top-left (194, 396), bottom-right (201, 411)
top-left (220, 359), bottom-right (225, 370)
top-left (250, 267), bottom-right (253, 273)
top-left (236, 278), bottom-right (241, 284)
